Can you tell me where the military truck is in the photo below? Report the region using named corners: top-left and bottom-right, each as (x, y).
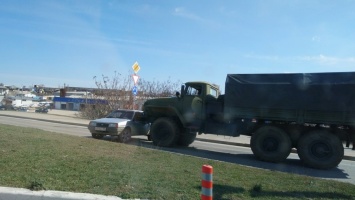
top-left (142, 72), bottom-right (355, 169)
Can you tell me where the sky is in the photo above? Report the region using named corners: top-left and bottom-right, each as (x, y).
top-left (1, 0), bottom-right (355, 93)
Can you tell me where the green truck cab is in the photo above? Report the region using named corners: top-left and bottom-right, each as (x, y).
top-left (143, 81), bottom-right (242, 147)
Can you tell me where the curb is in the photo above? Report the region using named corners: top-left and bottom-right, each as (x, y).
top-left (0, 186), bottom-right (123, 200)
top-left (0, 114), bottom-right (86, 127)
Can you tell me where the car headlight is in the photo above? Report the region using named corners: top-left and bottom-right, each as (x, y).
top-left (89, 122), bottom-right (97, 126)
top-left (109, 123), bottom-right (118, 128)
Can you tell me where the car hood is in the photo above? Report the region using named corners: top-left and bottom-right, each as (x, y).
top-left (91, 118), bottom-right (129, 126)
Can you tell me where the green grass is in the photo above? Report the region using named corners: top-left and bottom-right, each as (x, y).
top-left (0, 124), bottom-right (355, 200)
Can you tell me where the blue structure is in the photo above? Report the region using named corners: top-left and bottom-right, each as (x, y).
top-left (53, 97), bottom-right (108, 110)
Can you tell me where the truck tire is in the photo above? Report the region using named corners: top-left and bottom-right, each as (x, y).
top-left (251, 126), bottom-right (292, 163)
top-left (178, 130), bottom-right (197, 146)
top-left (297, 130), bottom-right (344, 169)
top-left (151, 117), bottom-right (179, 147)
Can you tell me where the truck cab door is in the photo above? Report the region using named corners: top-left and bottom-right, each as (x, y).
top-left (182, 85), bottom-right (203, 123)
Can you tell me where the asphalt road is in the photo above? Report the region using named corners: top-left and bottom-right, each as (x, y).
top-left (0, 116), bottom-right (89, 137)
top-left (1, 115), bottom-right (355, 185)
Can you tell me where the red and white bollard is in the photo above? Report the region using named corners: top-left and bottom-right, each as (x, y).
top-left (201, 165), bottom-right (213, 200)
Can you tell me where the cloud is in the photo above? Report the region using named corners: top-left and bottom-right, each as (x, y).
top-left (172, 7), bottom-right (221, 30)
top-left (173, 7), bottom-right (204, 22)
top-left (244, 54), bottom-right (355, 66)
top-left (243, 54), bottom-right (280, 61)
top-left (0, 73), bottom-right (95, 88)
top-left (299, 54), bottom-right (355, 65)
top-left (312, 36), bottom-right (320, 42)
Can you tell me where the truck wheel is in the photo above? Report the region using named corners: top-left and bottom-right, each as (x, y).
top-left (119, 128), bottom-right (131, 143)
top-left (178, 130), bottom-right (197, 146)
top-left (251, 126), bottom-right (292, 162)
top-left (297, 130), bottom-right (344, 169)
top-left (92, 133), bottom-right (104, 139)
top-left (151, 117), bottom-right (179, 147)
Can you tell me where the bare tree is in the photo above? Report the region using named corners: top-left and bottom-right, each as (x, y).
top-left (138, 77), bottom-right (181, 99)
top-left (80, 71), bottom-right (181, 119)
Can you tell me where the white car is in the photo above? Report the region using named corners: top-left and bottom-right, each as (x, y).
top-left (88, 109), bottom-right (150, 143)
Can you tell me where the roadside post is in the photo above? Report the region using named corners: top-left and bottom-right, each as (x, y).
top-left (201, 165), bottom-right (213, 200)
top-left (131, 61), bottom-right (140, 109)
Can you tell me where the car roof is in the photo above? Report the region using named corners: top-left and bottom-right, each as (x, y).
top-left (114, 109), bottom-right (143, 112)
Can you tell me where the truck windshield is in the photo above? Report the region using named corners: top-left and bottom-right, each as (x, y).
top-left (186, 86), bottom-right (201, 96)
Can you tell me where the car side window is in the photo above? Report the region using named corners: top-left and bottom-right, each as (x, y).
top-left (133, 112), bottom-right (143, 121)
top-left (124, 112), bottom-right (134, 119)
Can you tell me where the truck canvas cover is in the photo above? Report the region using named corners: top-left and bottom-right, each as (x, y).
top-left (224, 72), bottom-right (355, 123)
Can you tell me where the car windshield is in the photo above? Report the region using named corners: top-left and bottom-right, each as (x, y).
top-left (106, 110), bottom-right (134, 120)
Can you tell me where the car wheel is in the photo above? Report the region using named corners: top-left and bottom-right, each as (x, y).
top-left (91, 133), bottom-right (104, 139)
top-left (119, 128), bottom-right (132, 143)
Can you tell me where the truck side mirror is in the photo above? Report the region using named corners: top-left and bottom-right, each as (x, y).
top-left (181, 85), bottom-right (185, 97)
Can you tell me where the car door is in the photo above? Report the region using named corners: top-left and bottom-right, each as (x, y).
top-left (128, 112), bottom-right (149, 135)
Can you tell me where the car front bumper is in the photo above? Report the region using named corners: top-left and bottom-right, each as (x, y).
top-left (88, 126), bottom-right (125, 136)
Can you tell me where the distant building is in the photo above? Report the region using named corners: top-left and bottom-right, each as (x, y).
top-left (1, 93), bottom-right (35, 108)
top-left (53, 97), bottom-right (107, 110)
top-left (52, 90), bottom-right (107, 111)
top-left (0, 86), bottom-right (8, 104)
top-left (0, 84), bottom-right (113, 111)
top-left (53, 91), bottom-right (92, 98)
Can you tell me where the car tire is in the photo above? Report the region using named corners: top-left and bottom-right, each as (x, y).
top-left (91, 133), bottom-right (104, 139)
top-left (119, 128), bottom-right (132, 143)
